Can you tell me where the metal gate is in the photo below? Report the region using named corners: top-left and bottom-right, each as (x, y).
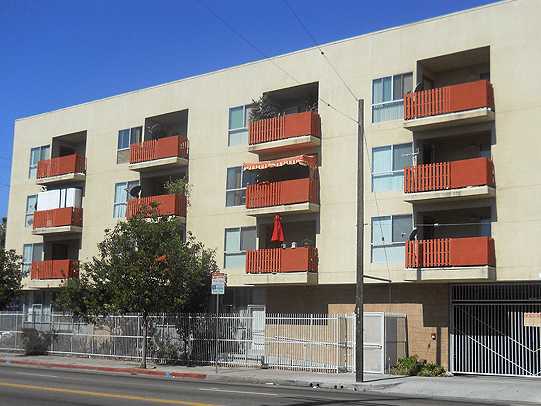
top-left (451, 283), bottom-right (541, 377)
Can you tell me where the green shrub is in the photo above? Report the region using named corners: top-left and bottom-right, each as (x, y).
top-left (391, 355), bottom-right (446, 377)
top-left (391, 355), bottom-right (422, 375)
top-left (418, 362), bottom-right (446, 377)
top-left (21, 328), bottom-right (53, 355)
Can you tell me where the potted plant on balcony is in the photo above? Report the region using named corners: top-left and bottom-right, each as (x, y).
top-left (164, 178), bottom-right (190, 196)
top-left (164, 177), bottom-right (191, 207)
top-left (250, 94), bottom-right (281, 122)
top-left (249, 94), bottom-right (318, 122)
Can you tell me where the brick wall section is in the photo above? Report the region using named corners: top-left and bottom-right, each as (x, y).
top-left (263, 283), bottom-right (449, 369)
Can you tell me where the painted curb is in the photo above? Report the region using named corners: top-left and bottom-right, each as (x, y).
top-left (0, 358), bottom-right (207, 380)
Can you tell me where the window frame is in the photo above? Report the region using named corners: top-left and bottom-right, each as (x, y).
top-left (371, 143), bottom-right (413, 192)
top-left (28, 145), bottom-right (50, 179)
top-left (371, 72), bottom-right (413, 123)
top-left (22, 243), bottom-right (43, 277)
top-left (116, 127), bottom-right (142, 164)
top-left (225, 166), bottom-right (253, 207)
top-left (370, 214), bottom-right (413, 264)
top-left (113, 180), bottom-right (140, 218)
top-left (25, 194), bottom-right (38, 228)
top-left (223, 226), bottom-right (256, 269)
top-left (117, 127), bottom-right (142, 152)
top-left (227, 104), bottom-right (252, 147)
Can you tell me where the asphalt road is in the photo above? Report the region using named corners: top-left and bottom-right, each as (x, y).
top-left (0, 364), bottom-right (507, 406)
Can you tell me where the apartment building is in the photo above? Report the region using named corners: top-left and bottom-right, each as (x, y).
top-left (6, 0), bottom-right (541, 375)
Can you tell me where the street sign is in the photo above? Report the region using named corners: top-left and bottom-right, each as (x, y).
top-left (211, 272), bottom-right (226, 295)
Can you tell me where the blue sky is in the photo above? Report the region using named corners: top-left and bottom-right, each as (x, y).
top-left (0, 0), bottom-right (497, 217)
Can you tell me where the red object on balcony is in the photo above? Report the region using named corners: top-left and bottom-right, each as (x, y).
top-left (403, 80), bottom-right (494, 120)
top-left (246, 247), bottom-right (318, 274)
top-left (37, 154), bottom-right (86, 179)
top-left (405, 236), bottom-right (495, 268)
top-left (249, 111), bottom-right (321, 145)
top-left (31, 260), bottom-right (79, 280)
top-left (130, 135), bottom-right (189, 164)
top-left (271, 215), bottom-right (285, 242)
top-left (404, 157), bottom-right (494, 193)
top-left (246, 178), bottom-right (319, 209)
top-left (126, 194), bottom-right (187, 219)
top-left (33, 207), bottom-right (83, 229)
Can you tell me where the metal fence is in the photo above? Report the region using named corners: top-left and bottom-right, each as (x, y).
top-left (451, 283), bottom-right (541, 377)
top-left (0, 311), bottom-right (406, 374)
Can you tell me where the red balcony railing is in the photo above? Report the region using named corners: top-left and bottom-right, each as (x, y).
top-left (404, 157), bottom-right (494, 193)
top-left (31, 260), bottom-right (79, 280)
top-left (37, 154), bottom-right (86, 179)
top-left (246, 178), bottom-right (319, 209)
top-left (126, 194), bottom-right (187, 219)
top-left (246, 247), bottom-right (318, 274)
top-left (405, 237), bottom-right (495, 268)
top-left (130, 135), bottom-right (189, 164)
top-left (404, 80), bottom-right (494, 120)
top-left (249, 111), bottom-right (321, 145)
top-left (33, 207), bottom-right (83, 229)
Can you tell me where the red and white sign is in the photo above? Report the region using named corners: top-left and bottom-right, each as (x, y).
top-left (524, 313), bottom-right (541, 327)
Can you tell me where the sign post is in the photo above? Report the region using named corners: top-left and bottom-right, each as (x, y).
top-left (211, 272), bottom-right (226, 373)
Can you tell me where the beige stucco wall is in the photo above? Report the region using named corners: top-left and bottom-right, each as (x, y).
top-left (6, 0), bottom-right (541, 291)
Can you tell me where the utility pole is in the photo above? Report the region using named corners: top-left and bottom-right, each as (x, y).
top-left (355, 99), bottom-right (364, 383)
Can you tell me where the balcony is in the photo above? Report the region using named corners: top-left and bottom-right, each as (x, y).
top-left (403, 80), bottom-right (494, 131)
top-left (36, 154), bottom-right (86, 185)
top-left (404, 157), bottom-right (495, 203)
top-left (31, 260), bottom-right (79, 281)
top-left (32, 207), bottom-right (83, 235)
top-left (129, 135), bottom-right (188, 172)
top-left (246, 178), bottom-right (319, 216)
top-left (248, 112), bottom-right (321, 154)
top-left (405, 237), bottom-right (495, 281)
top-left (126, 194), bottom-right (186, 220)
top-left (241, 247), bottom-right (318, 285)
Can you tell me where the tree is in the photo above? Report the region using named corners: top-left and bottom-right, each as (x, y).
top-left (0, 249), bottom-right (22, 311)
top-left (0, 218), bottom-right (7, 249)
top-left (56, 210), bottom-right (216, 368)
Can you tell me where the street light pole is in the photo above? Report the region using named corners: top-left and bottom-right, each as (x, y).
top-left (355, 99), bottom-right (364, 383)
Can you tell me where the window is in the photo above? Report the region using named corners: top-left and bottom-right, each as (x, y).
top-left (113, 180), bottom-right (140, 218)
top-left (228, 105), bottom-right (252, 146)
top-left (22, 243), bottom-right (43, 277)
top-left (371, 215), bottom-right (412, 264)
top-left (25, 195), bottom-right (38, 228)
top-left (372, 143), bottom-right (412, 192)
top-left (226, 167), bottom-right (255, 207)
top-left (224, 227), bottom-right (256, 269)
top-left (117, 127), bottom-right (142, 164)
top-left (29, 145), bottom-right (50, 179)
top-left (372, 73), bottom-right (413, 123)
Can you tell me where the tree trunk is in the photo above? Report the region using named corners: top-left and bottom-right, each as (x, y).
top-left (141, 315), bottom-right (148, 369)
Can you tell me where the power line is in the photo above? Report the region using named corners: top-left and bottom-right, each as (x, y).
top-left (197, 0), bottom-right (394, 283)
top-left (279, 0), bottom-right (393, 285)
top-left (282, 0), bottom-right (358, 101)
top-left (196, 0), bottom-right (351, 122)
top-left (415, 222), bottom-right (491, 227)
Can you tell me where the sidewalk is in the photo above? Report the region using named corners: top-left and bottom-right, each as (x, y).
top-left (1, 352), bottom-right (540, 404)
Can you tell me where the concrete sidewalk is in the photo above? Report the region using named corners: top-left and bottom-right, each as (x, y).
top-left (1, 352), bottom-right (540, 404)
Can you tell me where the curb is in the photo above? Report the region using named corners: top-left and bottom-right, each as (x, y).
top-left (0, 358), bottom-right (207, 380)
top-left (2, 357), bottom-right (540, 406)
